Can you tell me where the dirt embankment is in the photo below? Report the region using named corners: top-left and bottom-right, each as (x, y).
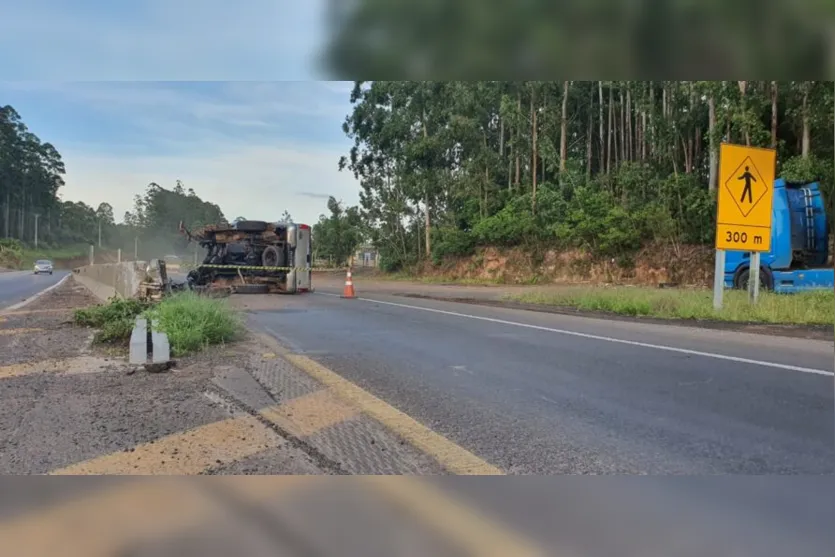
top-left (420, 243), bottom-right (715, 287)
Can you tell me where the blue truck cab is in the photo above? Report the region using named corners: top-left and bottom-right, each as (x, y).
top-left (724, 178), bottom-right (834, 293)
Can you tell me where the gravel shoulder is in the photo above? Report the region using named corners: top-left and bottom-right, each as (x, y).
top-left (1, 276), bottom-right (450, 476)
top-left (0, 277), bottom-right (327, 475)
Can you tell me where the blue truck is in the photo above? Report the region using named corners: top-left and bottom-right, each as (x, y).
top-left (724, 178), bottom-right (834, 293)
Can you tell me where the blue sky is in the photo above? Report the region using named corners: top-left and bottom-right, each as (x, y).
top-left (0, 0), bottom-right (361, 225)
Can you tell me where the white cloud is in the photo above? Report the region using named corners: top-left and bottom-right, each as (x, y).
top-left (61, 143), bottom-right (359, 226)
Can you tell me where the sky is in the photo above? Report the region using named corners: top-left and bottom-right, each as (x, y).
top-left (0, 0), bottom-right (361, 226)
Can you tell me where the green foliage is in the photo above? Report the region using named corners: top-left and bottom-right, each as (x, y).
top-left (473, 194), bottom-right (538, 246)
top-left (0, 238), bottom-right (23, 267)
top-left (312, 196), bottom-right (365, 266)
top-left (74, 293), bottom-right (241, 356)
top-left (431, 227), bottom-right (475, 264)
top-left (337, 81), bottom-right (833, 264)
top-left (74, 297), bottom-right (151, 345)
top-left (145, 292), bottom-right (241, 356)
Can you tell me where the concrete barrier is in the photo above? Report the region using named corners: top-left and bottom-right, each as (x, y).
top-left (73, 261), bottom-right (148, 302)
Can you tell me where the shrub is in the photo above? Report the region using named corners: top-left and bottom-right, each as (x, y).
top-left (145, 292), bottom-right (241, 356)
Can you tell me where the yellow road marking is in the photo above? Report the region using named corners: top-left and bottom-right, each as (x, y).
top-left (253, 340), bottom-right (503, 475)
top-left (259, 389), bottom-right (359, 437)
top-left (0, 360), bottom-right (60, 380)
top-left (0, 356), bottom-right (117, 380)
top-left (0, 478), bottom-right (311, 557)
top-left (50, 414), bottom-right (281, 475)
top-left (0, 327), bottom-right (43, 336)
top-left (370, 477), bottom-right (546, 557)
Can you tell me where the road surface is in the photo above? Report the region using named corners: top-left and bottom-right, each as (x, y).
top-left (237, 280), bottom-right (835, 554)
top-left (0, 270), bottom-right (68, 310)
top-left (247, 281), bottom-right (834, 476)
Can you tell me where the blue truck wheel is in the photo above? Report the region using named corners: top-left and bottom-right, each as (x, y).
top-left (733, 267), bottom-right (773, 291)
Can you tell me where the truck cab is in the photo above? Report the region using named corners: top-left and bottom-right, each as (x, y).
top-left (724, 178), bottom-right (833, 293)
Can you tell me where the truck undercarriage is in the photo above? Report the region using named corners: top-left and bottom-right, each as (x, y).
top-left (179, 220), bottom-right (298, 294)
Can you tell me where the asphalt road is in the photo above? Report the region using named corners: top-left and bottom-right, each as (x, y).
top-left (243, 284), bottom-right (835, 553)
top-left (0, 270), bottom-right (68, 310)
top-left (250, 284), bottom-right (834, 476)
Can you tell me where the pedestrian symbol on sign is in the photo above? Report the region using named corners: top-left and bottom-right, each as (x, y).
top-left (724, 155), bottom-right (767, 218)
top-left (738, 166), bottom-right (756, 204)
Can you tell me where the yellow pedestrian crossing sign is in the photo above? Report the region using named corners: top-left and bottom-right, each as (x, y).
top-left (716, 143), bottom-right (776, 252)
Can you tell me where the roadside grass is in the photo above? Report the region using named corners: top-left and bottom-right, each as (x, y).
top-left (74, 292), bottom-right (242, 356)
top-left (74, 298), bottom-right (151, 344)
top-left (382, 272), bottom-right (504, 286)
top-left (504, 287), bottom-right (835, 326)
top-left (144, 292), bottom-right (241, 356)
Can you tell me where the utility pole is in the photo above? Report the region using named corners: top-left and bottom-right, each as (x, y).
top-left (134, 236), bottom-right (139, 260)
top-left (98, 220), bottom-right (102, 248)
top-left (33, 214), bottom-right (40, 248)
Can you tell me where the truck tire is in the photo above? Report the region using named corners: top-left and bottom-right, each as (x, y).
top-left (234, 220), bottom-right (268, 232)
top-left (733, 267), bottom-right (773, 291)
top-left (261, 245), bottom-right (285, 268)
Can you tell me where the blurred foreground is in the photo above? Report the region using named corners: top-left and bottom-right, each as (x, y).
top-left (2, 476), bottom-right (834, 557)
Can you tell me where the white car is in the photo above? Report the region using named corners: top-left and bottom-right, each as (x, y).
top-left (33, 260), bottom-right (53, 275)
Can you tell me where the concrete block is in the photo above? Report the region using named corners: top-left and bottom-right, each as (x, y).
top-left (151, 330), bottom-right (171, 364)
top-left (129, 318), bottom-right (148, 365)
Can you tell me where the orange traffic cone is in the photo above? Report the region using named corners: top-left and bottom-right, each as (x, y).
top-left (341, 267), bottom-right (356, 298)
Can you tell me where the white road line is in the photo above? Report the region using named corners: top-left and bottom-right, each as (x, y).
top-left (0, 273), bottom-right (70, 315)
top-left (318, 292), bottom-right (834, 377)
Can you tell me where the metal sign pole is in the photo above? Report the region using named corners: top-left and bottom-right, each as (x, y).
top-left (749, 252), bottom-right (760, 304)
top-left (713, 249), bottom-right (725, 310)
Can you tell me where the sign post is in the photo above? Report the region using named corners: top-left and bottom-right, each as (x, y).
top-left (714, 143), bottom-right (776, 308)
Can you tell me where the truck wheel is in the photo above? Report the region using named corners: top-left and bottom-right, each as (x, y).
top-left (261, 246), bottom-right (285, 268)
top-left (734, 267), bottom-right (773, 291)
top-left (234, 220), bottom-right (268, 232)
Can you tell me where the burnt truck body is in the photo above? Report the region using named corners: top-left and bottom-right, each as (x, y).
top-left (179, 220), bottom-right (311, 294)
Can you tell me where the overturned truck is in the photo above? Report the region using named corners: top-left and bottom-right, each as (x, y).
top-left (179, 220), bottom-right (312, 294)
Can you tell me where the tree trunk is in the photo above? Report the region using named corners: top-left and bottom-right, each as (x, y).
top-left (648, 82), bottom-right (654, 159)
top-left (738, 80), bottom-right (751, 146)
top-left (770, 81), bottom-right (778, 148)
top-left (508, 121), bottom-right (514, 190)
top-left (531, 90), bottom-right (538, 212)
top-left (626, 87), bottom-right (633, 161)
top-left (695, 126), bottom-right (702, 171)
top-left (708, 94), bottom-right (718, 192)
top-left (499, 116), bottom-right (504, 157)
top-left (482, 167), bottom-right (488, 219)
top-left (620, 87), bottom-right (626, 163)
top-left (3, 192), bottom-right (9, 238)
top-left (515, 91), bottom-right (521, 187)
top-left (560, 80), bottom-right (569, 172)
top-left (598, 81), bottom-right (605, 172)
top-left (802, 85), bottom-right (811, 158)
top-left (422, 116), bottom-right (431, 258)
top-left (607, 83), bottom-right (613, 173)
top-left (586, 84), bottom-right (593, 178)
